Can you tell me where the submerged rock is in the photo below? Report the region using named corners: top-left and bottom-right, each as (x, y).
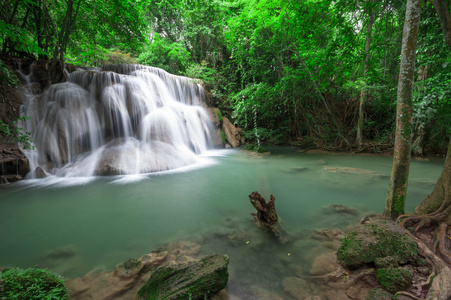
top-left (136, 253), bottom-right (229, 300)
top-left (337, 220), bottom-right (418, 269)
top-left (321, 204), bottom-right (359, 215)
top-left (310, 252), bottom-right (340, 276)
top-left (114, 258), bottom-right (143, 279)
top-left (281, 277), bottom-right (318, 300)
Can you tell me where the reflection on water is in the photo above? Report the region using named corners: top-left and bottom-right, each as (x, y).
top-left (0, 147), bottom-right (444, 298)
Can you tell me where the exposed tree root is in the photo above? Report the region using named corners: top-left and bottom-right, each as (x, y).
top-left (397, 187), bottom-right (451, 300)
top-left (437, 223), bottom-right (451, 265)
top-left (395, 291), bottom-right (423, 300)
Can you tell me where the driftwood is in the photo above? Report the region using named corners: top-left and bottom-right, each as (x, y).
top-left (248, 192), bottom-right (285, 242)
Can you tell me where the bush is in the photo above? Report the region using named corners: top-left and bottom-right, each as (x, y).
top-left (0, 60), bottom-right (20, 87)
top-left (0, 267), bottom-right (70, 299)
top-left (0, 116), bottom-right (35, 150)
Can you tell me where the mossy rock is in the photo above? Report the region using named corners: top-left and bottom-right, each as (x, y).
top-left (136, 253), bottom-right (229, 300)
top-left (377, 267), bottom-right (413, 294)
top-left (365, 288), bottom-right (393, 300)
top-left (375, 256), bottom-right (398, 268)
top-left (337, 220), bottom-right (418, 269)
top-left (115, 258), bottom-right (143, 278)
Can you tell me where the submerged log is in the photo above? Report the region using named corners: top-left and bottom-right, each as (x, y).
top-left (248, 192), bottom-right (285, 242)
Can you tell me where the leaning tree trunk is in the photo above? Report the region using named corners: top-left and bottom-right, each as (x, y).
top-left (383, 0), bottom-right (422, 220)
top-left (415, 137), bottom-right (451, 215)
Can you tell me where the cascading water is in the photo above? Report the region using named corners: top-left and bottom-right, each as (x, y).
top-left (20, 64), bottom-right (214, 177)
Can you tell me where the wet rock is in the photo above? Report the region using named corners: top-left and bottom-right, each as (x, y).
top-left (0, 174), bottom-right (22, 183)
top-left (346, 278), bottom-right (375, 299)
top-left (168, 240), bottom-right (201, 257)
top-left (365, 288), bottom-right (393, 300)
top-left (39, 245), bottom-right (79, 260)
top-left (324, 289), bottom-right (348, 300)
top-left (38, 245), bottom-right (82, 276)
top-left (249, 285), bottom-right (284, 300)
top-left (0, 147), bottom-right (31, 182)
top-left (281, 277), bottom-right (317, 300)
top-left (375, 256), bottom-right (398, 268)
top-left (35, 166), bottom-right (47, 178)
top-left (376, 267), bottom-right (413, 294)
top-left (66, 248), bottom-right (173, 300)
top-left (114, 258), bottom-right (143, 279)
top-left (136, 253), bottom-right (229, 300)
top-left (337, 220), bottom-right (418, 269)
top-left (323, 166), bottom-right (382, 177)
top-left (222, 117), bottom-right (242, 147)
top-left (206, 107), bottom-right (223, 147)
top-left (311, 228), bottom-right (345, 242)
top-left (413, 157), bottom-right (430, 162)
top-left (286, 167), bottom-right (309, 173)
top-left (310, 252), bottom-right (339, 276)
top-left (139, 249), bottom-right (168, 272)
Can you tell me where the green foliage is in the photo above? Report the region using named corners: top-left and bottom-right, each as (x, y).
top-left (185, 61), bottom-right (217, 86)
top-left (1, 0), bottom-right (149, 63)
top-left (67, 47), bottom-right (137, 67)
top-left (217, 109), bottom-right (223, 123)
top-left (0, 267), bottom-right (69, 299)
top-left (138, 33), bottom-right (190, 75)
top-left (244, 144), bottom-right (268, 153)
top-left (0, 117), bottom-right (35, 150)
top-left (0, 60), bottom-right (20, 87)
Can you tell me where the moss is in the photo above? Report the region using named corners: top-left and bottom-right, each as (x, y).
top-left (217, 109), bottom-right (223, 123)
top-left (137, 254), bottom-right (229, 300)
top-left (337, 221), bottom-right (418, 269)
top-left (220, 130), bottom-right (226, 144)
top-left (414, 258), bottom-right (428, 267)
top-left (377, 267), bottom-right (413, 294)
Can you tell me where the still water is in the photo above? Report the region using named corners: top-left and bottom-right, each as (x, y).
top-left (0, 147), bottom-right (444, 296)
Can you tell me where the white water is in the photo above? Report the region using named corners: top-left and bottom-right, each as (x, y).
top-left (20, 64), bottom-right (213, 177)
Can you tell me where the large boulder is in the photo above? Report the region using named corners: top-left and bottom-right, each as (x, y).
top-left (337, 220), bottom-right (418, 269)
top-left (136, 253), bottom-right (229, 300)
top-left (0, 147), bottom-right (31, 183)
top-left (206, 108), bottom-right (243, 147)
top-left (222, 117), bottom-right (242, 147)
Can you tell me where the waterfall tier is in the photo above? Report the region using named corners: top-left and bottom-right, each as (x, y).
top-left (21, 64), bottom-right (214, 177)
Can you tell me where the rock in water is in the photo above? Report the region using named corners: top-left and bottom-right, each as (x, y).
top-left (136, 254), bottom-right (229, 300)
top-left (337, 220), bottom-right (418, 269)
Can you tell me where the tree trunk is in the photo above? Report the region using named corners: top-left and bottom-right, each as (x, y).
top-left (383, 0), bottom-right (421, 220)
top-left (357, 1), bottom-right (374, 146)
top-left (430, 0), bottom-right (451, 48)
top-left (415, 137), bottom-right (451, 214)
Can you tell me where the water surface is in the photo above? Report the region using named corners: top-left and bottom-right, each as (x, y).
top-left (0, 147), bottom-right (444, 297)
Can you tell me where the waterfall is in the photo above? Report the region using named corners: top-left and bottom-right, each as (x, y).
top-left (20, 64), bottom-right (214, 177)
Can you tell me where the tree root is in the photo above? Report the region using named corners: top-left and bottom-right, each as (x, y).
top-left (416, 239), bottom-right (451, 300)
top-left (437, 223), bottom-right (451, 265)
top-left (397, 190), bottom-right (451, 300)
top-left (394, 291), bottom-right (423, 300)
